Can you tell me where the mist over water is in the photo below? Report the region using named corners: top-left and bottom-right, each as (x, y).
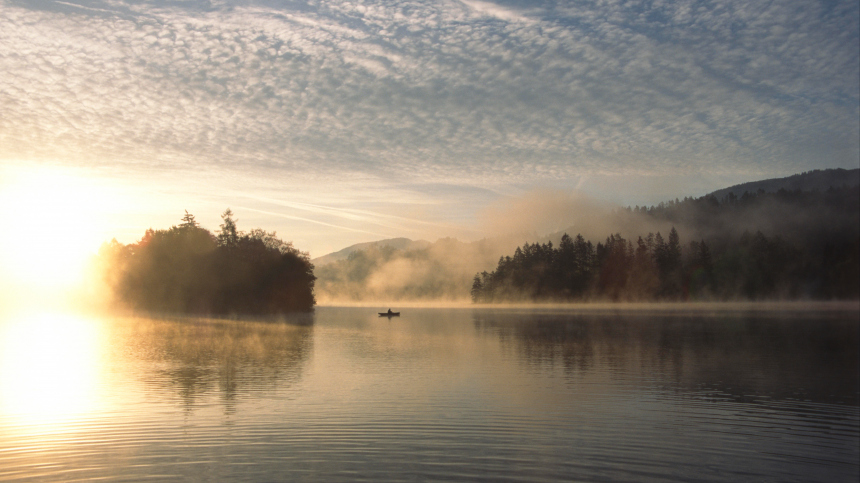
top-left (1, 305), bottom-right (857, 482)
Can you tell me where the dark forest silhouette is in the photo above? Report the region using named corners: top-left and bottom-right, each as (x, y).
top-left (98, 210), bottom-right (316, 314)
top-left (472, 186), bottom-right (860, 302)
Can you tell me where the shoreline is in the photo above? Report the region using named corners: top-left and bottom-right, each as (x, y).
top-left (318, 300), bottom-right (860, 312)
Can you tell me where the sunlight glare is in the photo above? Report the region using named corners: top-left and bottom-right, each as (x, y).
top-left (0, 167), bottom-right (117, 292)
top-left (0, 312), bottom-right (104, 430)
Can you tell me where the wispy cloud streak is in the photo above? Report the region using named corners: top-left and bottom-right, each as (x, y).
top-left (238, 193), bottom-right (458, 229)
top-left (238, 206), bottom-right (388, 238)
top-left (0, 0), bottom-right (857, 253)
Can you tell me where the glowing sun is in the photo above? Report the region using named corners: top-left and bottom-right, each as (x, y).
top-left (0, 167), bottom-right (116, 291)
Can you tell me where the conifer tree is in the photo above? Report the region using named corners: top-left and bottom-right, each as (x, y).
top-left (180, 210), bottom-right (199, 229)
top-left (218, 208), bottom-right (239, 248)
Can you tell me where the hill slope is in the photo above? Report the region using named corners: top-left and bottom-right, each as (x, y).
top-left (313, 168), bottom-right (860, 303)
top-left (708, 168), bottom-right (859, 200)
top-left (313, 237), bottom-right (431, 267)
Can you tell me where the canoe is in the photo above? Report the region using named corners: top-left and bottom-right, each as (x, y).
top-left (379, 312), bottom-right (400, 317)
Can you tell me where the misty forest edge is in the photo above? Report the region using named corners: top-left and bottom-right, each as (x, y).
top-left (97, 209), bottom-right (316, 314)
top-left (473, 184), bottom-right (858, 302)
top-left (96, 178), bottom-right (859, 314)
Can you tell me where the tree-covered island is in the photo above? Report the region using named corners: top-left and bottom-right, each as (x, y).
top-left (97, 209), bottom-right (316, 314)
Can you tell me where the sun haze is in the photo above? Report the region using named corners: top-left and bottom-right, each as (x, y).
top-left (1, 0), bottom-right (857, 262)
top-left (0, 166), bottom-right (125, 305)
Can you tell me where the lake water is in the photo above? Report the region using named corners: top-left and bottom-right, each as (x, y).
top-left (0, 305), bottom-right (858, 482)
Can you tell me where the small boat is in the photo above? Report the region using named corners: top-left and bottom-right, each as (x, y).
top-left (378, 309), bottom-right (400, 317)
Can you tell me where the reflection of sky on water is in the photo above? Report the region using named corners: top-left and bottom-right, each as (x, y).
top-left (0, 312), bottom-right (106, 431)
top-left (472, 308), bottom-right (860, 406)
top-left (129, 316), bottom-right (314, 412)
top-left (0, 312), bottom-right (314, 427)
top-left (0, 307), bottom-right (857, 481)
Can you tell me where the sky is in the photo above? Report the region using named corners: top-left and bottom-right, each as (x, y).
top-left (1, 0), bottom-right (859, 264)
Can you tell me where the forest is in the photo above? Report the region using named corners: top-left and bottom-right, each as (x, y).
top-left (97, 210), bottom-right (316, 314)
top-left (472, 186), bottom-right (860, 302)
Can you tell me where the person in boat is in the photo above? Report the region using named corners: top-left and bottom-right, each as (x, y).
top-left (387, 309), bottom-right (393, 314)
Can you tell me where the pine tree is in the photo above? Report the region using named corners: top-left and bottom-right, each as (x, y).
top-left (218, 208), bottom-right (239, 248)
top-left (179, 210), bottom-right (199, 229)
top-left (470, 274), bottom-right (484, 303)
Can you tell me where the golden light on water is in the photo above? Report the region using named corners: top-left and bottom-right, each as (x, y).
top-left (0, 312), bottom-right (103, 429)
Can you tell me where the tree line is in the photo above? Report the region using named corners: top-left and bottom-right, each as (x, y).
top-left (473, 186), bottom-right (859, 302)
top-left (97, 210), bottom-right (316, 314)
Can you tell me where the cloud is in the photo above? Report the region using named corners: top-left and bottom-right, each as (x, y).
top-left (458, 0), bottom-right (534, 24)
top-left (0, 0), bottom-right (857, 255)
top-left (2, 0), bottom-right (857, 181)
top-left (238, 206), bottom-right (388, 237)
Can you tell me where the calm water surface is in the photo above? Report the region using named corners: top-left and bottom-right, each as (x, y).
top-left (0, 305), bottom-right (858, 482)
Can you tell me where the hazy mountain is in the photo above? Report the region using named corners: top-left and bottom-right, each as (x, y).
top-left (708, 168), bottom-right (859, 200)
top-left (312, 237), bottom-right (431, 267)
top-left (312, 236), bottom-right (517, 303)
top-left (316, 168), bottom-right (859, 266)
top-left (312, 168), bottom-right (859, 303)
top-left (475, 182), bottom-right (859, 302)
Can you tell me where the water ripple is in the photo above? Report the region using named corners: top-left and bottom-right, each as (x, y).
top-left (1, 308), bottom-right (857, 482)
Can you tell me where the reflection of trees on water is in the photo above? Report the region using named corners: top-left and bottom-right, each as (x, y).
top-left (131, 316), bottom-right (313, 411)
top-left (473, 310), bottom-right (859, 405)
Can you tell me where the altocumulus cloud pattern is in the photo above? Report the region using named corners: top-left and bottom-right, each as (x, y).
top-left (1, 0), bottom-right (858, 184)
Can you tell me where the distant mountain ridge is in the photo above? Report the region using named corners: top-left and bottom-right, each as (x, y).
top-left (312, 237), bottom-right (431, 266)
top-left (313, 168), bottom-right (859, 268)
top-left (708, 168), bottom-right (859, 200)
top-left (311, 167), bottom-right (859, 303)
